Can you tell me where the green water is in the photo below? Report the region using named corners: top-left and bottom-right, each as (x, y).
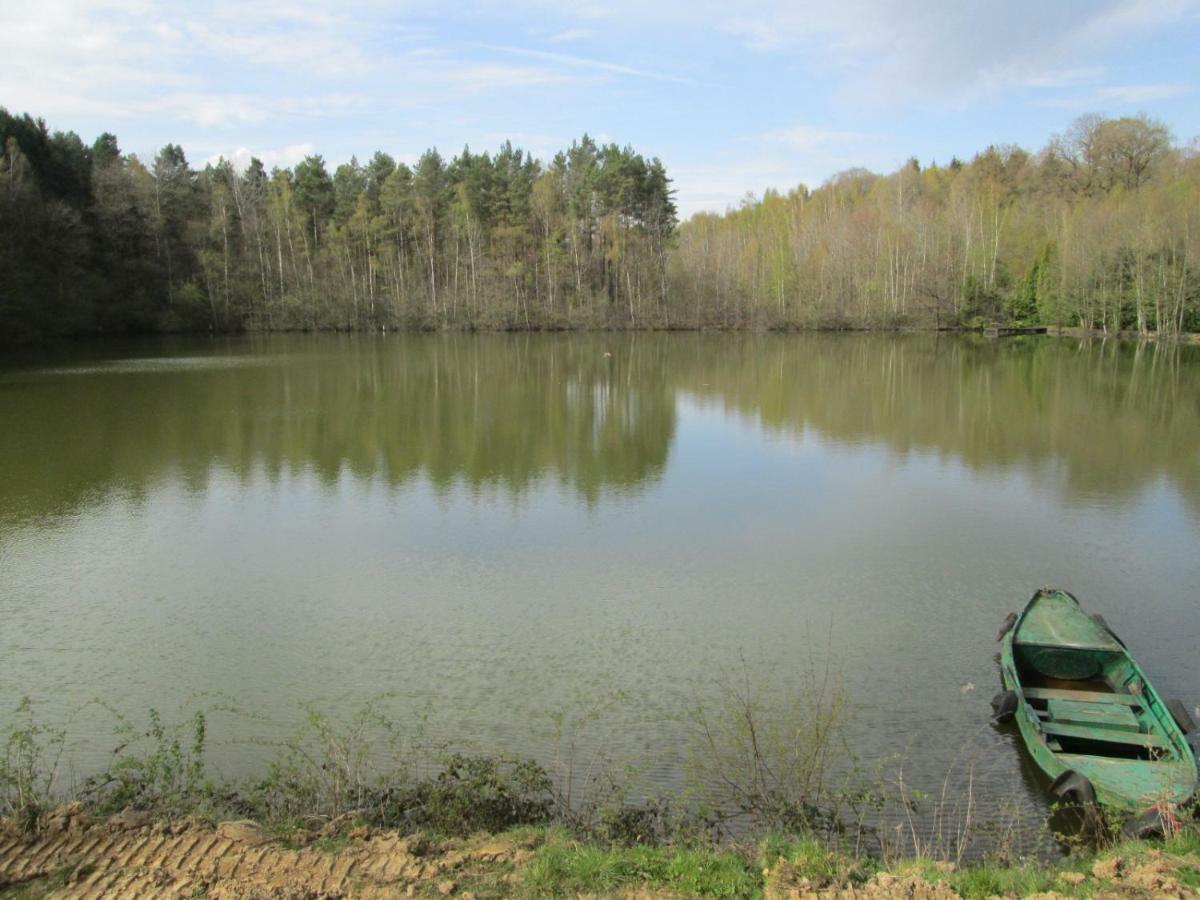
top-left (1, 333), bottom-right (1198, 834)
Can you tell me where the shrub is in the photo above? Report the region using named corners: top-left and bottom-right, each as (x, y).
top-left (381, 754), bottom-right (553, 835)
top-left (0, 698), bottom-right (65, 831)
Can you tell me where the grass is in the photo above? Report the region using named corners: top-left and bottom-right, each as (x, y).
top-left (758, 834), bottom-right (877, 885)
top-left (0, 864), bottom-right (82, 899)
top-left (2, 816), bottom-right (1200, 898)
top-left (311, 834), bottom-right (353, 854)
top-left (524, 833), bottom-right (759, 898)
top-left (6, 696), bottom-right (1200, 897)
top-left (518, 825), bottom-right (1200, 897)
top-left (947, 862), bottom-right (1063, 899)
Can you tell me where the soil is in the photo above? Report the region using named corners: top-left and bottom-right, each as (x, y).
top-left (3, 807), bottom-right (1199, 898)
top-left (0, 806), bottom-right (534, 899)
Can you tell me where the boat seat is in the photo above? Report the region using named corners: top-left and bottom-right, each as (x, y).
top-left (1023, 686), bottom-right (1141, 706)
top-left (1039, 721), bottom-right (1166, 749)
top-left (1048, 698), bottom-right (1140, 731)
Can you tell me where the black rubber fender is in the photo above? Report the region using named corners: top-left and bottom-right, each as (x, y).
top-left (991, 690), bottom-right (1018, 722)
top-left (996, 612), bottom-right (1017, 642)
top-left (1050, 770), bottom-right (1097, 806)
top-left (1090, 613), bottom-right (1126, 648)
top-left (1166, 699), bottom-right (1197, 735)
top-left (1121, 805), bottom-right (1176, 840)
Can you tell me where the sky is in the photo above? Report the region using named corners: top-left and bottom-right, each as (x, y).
top-left (1, 0), bottom-right (1197, 217)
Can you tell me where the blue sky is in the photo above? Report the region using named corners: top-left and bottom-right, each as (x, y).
top-left (2, 0), bottom-right (1197, 216)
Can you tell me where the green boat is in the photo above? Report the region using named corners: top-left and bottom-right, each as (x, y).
top-left (995, 588), bottom-right (1198, 827)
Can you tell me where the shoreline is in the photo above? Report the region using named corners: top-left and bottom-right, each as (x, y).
top-left (2, 808), bottom-right (1198, 898)
top-left (5, 323), bottom-right (1200, 354)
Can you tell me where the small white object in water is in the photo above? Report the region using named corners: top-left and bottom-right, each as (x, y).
top-left (960, 682), bottom-right (975, 694)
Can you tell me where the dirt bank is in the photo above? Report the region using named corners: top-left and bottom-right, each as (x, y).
top-left (0, 806), bottom-right (536, 899)
top-left (3, 807), bottom-right (1200, 898)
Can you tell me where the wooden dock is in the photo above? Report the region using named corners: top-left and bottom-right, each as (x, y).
top-left (985, 324), bottom-right (1048, 337)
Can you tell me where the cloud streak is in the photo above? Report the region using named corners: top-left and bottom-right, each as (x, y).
top-left (472, 43), bottom-right (693, 84)
top-left (757, 126), bottom-right (874, 150)
top-left (1037, 83), bottom-right (1193, 109)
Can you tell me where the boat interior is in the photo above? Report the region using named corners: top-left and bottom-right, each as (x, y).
top-left (1013, 644), bottom-right (1168, 761)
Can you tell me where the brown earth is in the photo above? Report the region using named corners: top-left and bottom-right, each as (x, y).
top-left (762, 851), bottom-right (1200, 899)
top-left (4, 807), bottom-right (1199, 898)
top-left (0, 805), bottom-right (534, 899)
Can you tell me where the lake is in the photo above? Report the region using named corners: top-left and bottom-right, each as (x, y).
top-left (1, 333), bottom-right (1198, 848)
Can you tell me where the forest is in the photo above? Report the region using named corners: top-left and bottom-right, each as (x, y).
top-left (675, 115), bottom-right (1200, 335)
top-left (1, 108), bottom-right (1197, 342)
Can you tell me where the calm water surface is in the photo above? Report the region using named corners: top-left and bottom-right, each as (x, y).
top-left (1, 333), bottom-right (1198, 840)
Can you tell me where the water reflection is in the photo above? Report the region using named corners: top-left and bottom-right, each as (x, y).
top-left (2, 333), bottom-right (1197, 523)
top-left (673, 334), bottom-right (1200, 508)
top-left (0, 335), bottom-right (677, 521)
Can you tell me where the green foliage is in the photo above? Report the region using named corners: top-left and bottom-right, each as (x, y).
top-left (1006, 243), bottom-right (1053, 325)
top-left (758, 834), bottom-right (876, 885)
top-left (674, 113), bottom-right (1197, 334)
top-left (384, 754), bottom-right (554, 836)
top-left (962, 274), bottom-right (1003, 323)
top-left (949, 861), bottom-right (1061, 899)
top-left (525, 841), bottom-right (758, 898)
top-left (0, 864), bottom-right (80, 898)
top-left (80, 708), bottom-right (209, 816)
top-left (242, 701), bottom-right (552, 836)
top-left (6, 694), bottom-right (1200, 899)
top-left (571, 770), bottom-right (716, 848)
top-left (247, 700), bottom-right (408, 826)
top-left (687, 655), bottom-right (849, 835)
top-left (2, 108), bottom-right (1199, 340)
top-left (0, 107), bottom-right (678, 342)
top-left (0, 698), bottom-right (65, 831)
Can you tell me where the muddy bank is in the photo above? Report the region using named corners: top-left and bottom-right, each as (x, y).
top-left (0, 805), bottom-right (536, 898)
top-left (3, 808), bottom-right (1200, 898)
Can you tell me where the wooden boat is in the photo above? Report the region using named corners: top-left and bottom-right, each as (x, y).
top-left (995, 589), bottom-right (1198, 824)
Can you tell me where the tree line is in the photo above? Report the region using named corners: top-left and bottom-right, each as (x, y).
top-left (0, 110), bottom-right (675, 342)
top-left (673, 114), bottom-right (1200, 335)
top-left (2, 108), bottom-right (1198, 342)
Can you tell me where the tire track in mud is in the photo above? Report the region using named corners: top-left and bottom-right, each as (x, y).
top-left (0, 809), bottom-right (531, 899)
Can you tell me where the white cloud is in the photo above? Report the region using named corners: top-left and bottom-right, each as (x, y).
top-left (472, 43), bottom-right (692, 84)
top-left (672, 143), bottom-right (900, 217)
top-left (181, 21), bottom-right (377, 78)
top-left (1037, 83), bottom-right (1192, 109)
top-left (479, 131), bottom-right (565, 159)
top-left (1017, 67), bottom-right (1107, 89)
top-left (673, 121), bottom-right (898, 215)
top-left (757, 126), bottom-right (873, 150)
top-left (671, 160), bottom-right (816, 216)
top-left (1097, 83), bottom-right (1192, 103)
top-left (708, 0), bottom-right (1197, 105)
top-left (202, 143), bottom-right (316, 172)
top-left (547, 28), bottom-right (593, 43)
top-left (434, 63), bottom-right (578, 92)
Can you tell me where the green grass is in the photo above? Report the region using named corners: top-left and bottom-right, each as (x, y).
top-left (1176, 864), bottom-right (1200, 890)
top-left (311, 834), bottom-right (352, 854)
top-left (0, 865), bottom-right (76, 899)
top-left (1166, 828), bottom-right (1200, 858)
top-left (757, 835), bottom-right (876, 886)
top-left (524, 839), bottom-right (758, 898)
top-left (948, 863), bottom-right (1063, 899)
top-left (4, 819), bottom-right (1200, 898)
